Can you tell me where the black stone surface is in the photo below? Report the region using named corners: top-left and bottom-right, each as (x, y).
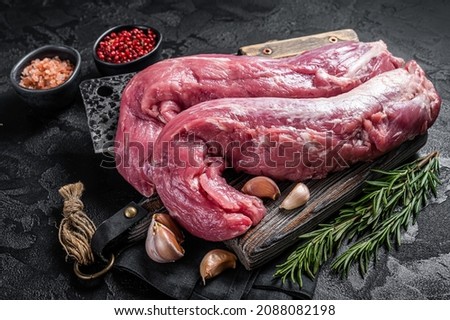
top-left (1, 0), bottom-right (449, 300)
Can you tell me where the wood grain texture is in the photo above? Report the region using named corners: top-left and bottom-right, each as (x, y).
top-left (238, 29), bottom-right (359, 58)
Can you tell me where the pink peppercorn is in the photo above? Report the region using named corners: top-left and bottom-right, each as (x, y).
top-left (96, 28), bottom-right (157, 64)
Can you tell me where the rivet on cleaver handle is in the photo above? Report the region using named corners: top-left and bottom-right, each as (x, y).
top-left (238, 29), bottom-right (359, 58)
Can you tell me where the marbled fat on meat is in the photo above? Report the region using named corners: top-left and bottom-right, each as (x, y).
top-left (115, 41), bottom-right (403, 196)
top-left (151, 61), bottom-right (441, 241)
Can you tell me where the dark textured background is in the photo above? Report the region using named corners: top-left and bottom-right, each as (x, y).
top-left (1, 0), bottom-right (449, 299)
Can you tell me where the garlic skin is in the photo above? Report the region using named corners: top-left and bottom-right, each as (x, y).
top-left (280, 182), bottom-right (310, 210)
top-left (200, 249), bottom-right (237, 285)
top-left (145, 213), bottom-right (185, 263)
top-left (154, 212), bottom-right (184, 243)
top-left (241, 176), bottom-right (281, 200)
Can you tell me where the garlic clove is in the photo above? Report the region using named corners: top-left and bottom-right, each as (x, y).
top-left (200, 249), bottom-right (237, 285)
top-left (241, 176), bottom-right (281, 200)
top-left (280, 182), bottom-right (310, 210)
top-left (145, 214), bottom-right (185, 263)
top-left (154, 213), bottom-right (184, 244)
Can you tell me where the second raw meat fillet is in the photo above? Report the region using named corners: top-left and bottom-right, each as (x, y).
top-left (151, 61), bottom-right (441, 241)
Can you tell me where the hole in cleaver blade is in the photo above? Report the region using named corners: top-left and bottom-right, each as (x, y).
top-left (97, 85), bottom-right (114, 97)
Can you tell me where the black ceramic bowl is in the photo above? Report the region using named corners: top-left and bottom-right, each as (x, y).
top-left (10, 45), bottom-right (82, 110)
top-left (93, 25), bottom-right (163, 76)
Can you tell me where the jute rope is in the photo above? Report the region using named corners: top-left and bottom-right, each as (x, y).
top-left (58, 182), bottom-right (96, 266)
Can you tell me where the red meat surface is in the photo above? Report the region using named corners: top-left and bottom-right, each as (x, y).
top-left (151, 61), bottom-right (441, 241)
top-left (115, 41), bottom-right (403, 196)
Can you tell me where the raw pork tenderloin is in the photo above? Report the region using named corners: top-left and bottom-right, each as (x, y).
top-left (151, 61), bottom-right (441, 241)
top-left (115, 41), bottom-right (403, 196)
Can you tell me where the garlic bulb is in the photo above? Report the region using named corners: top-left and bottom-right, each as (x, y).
top-left (241, 176), bottom-right (280, 200)
top-left (200, 249), bottom-right (237, 285)
top-left (145, 213), bottom-right (184, 263)
top-left (280, 182), bottom-right (310, 210)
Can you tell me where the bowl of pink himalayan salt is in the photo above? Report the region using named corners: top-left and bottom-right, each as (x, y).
top-left (10, 45), bottom-right (81, 109)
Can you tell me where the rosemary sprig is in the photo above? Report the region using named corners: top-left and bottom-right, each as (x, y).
top-left (274, 152), bottom-right (440, 286)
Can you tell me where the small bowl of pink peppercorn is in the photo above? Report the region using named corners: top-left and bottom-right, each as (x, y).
top-left (93, 24), bottom-right (163, 76)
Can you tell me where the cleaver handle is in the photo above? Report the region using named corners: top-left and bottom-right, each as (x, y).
top-left (238, 29), bottom-right (359, 58)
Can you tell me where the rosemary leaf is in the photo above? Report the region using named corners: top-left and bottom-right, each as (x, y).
top-left (274, 152), bottom-right (440, 285)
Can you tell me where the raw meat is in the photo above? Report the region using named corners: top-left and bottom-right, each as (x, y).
top-left (151, 61), bottom-right (441, 241)
top-left (115, 41), bottom-right (403, 196)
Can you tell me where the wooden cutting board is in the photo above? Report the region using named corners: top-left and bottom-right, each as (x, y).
top-left (224, 135), bottom-right (426, 269)
top-left (80, 29), bottom-right (427, 270)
